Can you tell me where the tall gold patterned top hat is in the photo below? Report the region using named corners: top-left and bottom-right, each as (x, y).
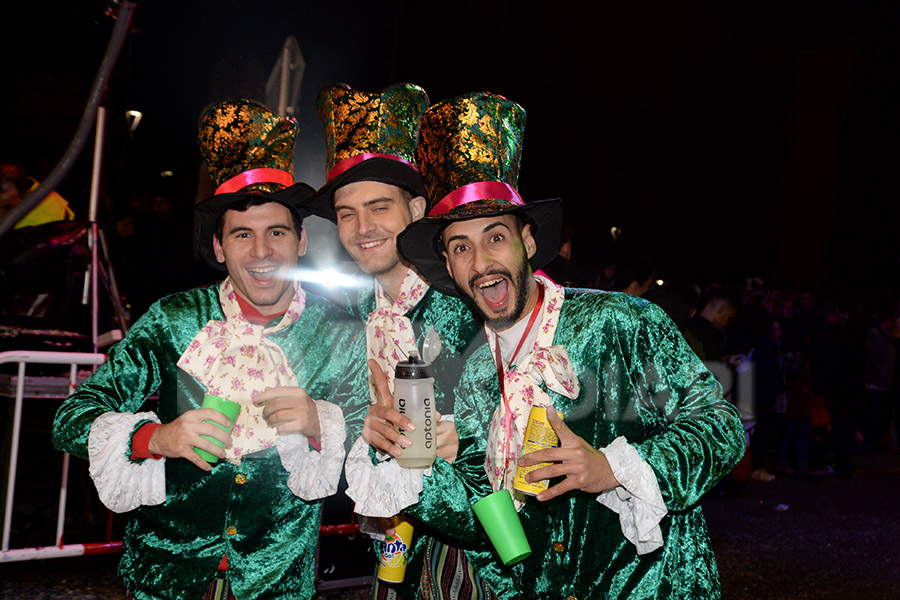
top-left (396, 92), bottom-right (564, 295)
top-left (195, 99), bottom-right (315, 269)
top-left (308, 83), bottom-right (429, 222)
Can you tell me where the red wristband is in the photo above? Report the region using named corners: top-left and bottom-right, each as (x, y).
top-left (130, 422), bottom-right (163, 460)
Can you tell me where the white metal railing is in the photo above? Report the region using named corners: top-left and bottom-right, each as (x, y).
top-left (0, 350), bottom-right (116, 562)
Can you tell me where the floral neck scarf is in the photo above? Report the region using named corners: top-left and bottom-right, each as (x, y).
top-left (365, 268), bottom-right (428, 398)
top-left (484, 274), bottom-right (581, 509)
top-left (177, 277), bottom-right (305, 463)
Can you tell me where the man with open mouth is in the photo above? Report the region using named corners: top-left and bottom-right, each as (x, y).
top-left (52, 99), bottom-right (368, 600)
top-left (389, 91), bottom-right (747, 600)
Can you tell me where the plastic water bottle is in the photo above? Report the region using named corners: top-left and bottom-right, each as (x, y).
top-left (394, 350), bottom-right (436, 468)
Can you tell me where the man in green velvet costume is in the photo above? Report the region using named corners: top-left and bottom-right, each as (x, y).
top-left (52, 100), bottom-right (368, 600)
top-left (381, 92), bottom-right (746, 599)
top-left (309, 83), bottom-right (495, 600)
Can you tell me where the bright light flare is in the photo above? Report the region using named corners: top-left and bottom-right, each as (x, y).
top-left (287, 267), bottom-right (368, 289)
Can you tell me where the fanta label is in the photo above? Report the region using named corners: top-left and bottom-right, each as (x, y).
top-left (381, 535), bottom-right (409, 567)
top-left (377, 519), bottom-right (414, 582)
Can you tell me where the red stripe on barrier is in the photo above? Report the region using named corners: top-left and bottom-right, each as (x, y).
top-left (319, 523), bottom-right (361, 536)
top-left (81, 541), bottom-right (123, 555)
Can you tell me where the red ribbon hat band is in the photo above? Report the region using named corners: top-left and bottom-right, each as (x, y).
top-left (326, 152), bottom-right (416, 182)
top-left (429, 181), bottom-right (523, 217)
top-left (215, 168), bottom-right (296, 195)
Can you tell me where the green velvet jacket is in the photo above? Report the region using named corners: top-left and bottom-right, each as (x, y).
top-left (406, 290), bottom-right (746, 600)
top-left (51, 283), bottom-right (369, 600)
top-left (353, 284), bottom-right (482, 599)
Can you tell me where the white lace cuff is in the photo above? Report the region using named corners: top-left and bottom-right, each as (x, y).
top-left (595, 436), bottom-right (667, 554)
top-left (88, 411), bottom-right (166, 513)
top-left (277, 400), bottom-right (346, 501)
top-left (344, 436), bottom-right (429, 517)
top-left (357, 515), bottom-right (387, 541)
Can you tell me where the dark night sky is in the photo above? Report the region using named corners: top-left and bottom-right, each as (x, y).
top-left (3, 0), bottom-right (900, 296)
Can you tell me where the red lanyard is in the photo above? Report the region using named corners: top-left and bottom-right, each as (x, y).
top-left (492, 283), bottom-right (544, 482)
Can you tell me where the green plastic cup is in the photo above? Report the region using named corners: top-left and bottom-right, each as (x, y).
top-left (194, 394), bottom-right (241, 464)
top-left (472, 489), bottom-right (531, 565)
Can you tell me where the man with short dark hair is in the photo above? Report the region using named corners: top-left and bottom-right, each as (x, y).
top-left (683, 287), bottom-right (741, 363)
top-left (52, 100), bottom-right (367, 600)
top-left (386, 92), bottom-right (745, 599)
top-left (310, 82), bottom-right (492, 600)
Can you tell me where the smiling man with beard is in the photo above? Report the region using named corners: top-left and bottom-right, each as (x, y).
top-left (52, 100), bottom-right (368, 600)
top-left (309, 83), bottom-right (491, 600)
top-left (449, 216), bottom-right (534, 331)
top-left (386, 92), bottom-right (746, 600)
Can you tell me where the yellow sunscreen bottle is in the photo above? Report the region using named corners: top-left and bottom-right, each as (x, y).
top-left (513, 406), bottom-right (562, 496)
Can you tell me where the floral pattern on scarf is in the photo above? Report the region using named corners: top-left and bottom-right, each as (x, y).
top-left (485, 274), bottom-right (580, 509)
top-left (177, 277), bottom-right (304, 463)
top-left (365, 268), bottom-right (428, 398)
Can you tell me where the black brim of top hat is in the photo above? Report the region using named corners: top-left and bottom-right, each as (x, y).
top-left (194, 182), bottom-right (316, 271)
top-left (396, 198), bottom-right (565, 296)
top-left (307, 157), bottom-right (429, 223)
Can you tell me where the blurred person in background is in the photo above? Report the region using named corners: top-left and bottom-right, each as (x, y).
top-left (0, 163), bottom-right (74, 228)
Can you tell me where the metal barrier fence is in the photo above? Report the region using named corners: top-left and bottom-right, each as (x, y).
top-left (1, 350), bottom-right (109, 562)
top-left (0, 350), bottom-right (365, 588)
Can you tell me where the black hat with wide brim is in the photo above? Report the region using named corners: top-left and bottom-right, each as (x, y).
top-left (195, 99), bottom-right (316, 270)
top-left (397, 197), bottom-right (564, 296)
top-left (307, 83), bottom-right (430, 222)
top-left (395, 92), bottom-right (564, 296)
top-left (307, 156), bottom-right (427, 223)
top-left (195, 184), bottom-right (315, 270)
